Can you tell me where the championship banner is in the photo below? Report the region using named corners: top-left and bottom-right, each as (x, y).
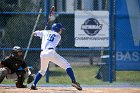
top-left (74, 11), bottom-right (109, 47)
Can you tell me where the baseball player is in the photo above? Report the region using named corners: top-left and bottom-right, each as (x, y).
top-left (0, 46), bottom-right (34, 88)
top-left (30, 23), bottom-right (82, 90)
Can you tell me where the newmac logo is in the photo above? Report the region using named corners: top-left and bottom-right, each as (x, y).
top-left (81, 18), bottom-right (103, 36)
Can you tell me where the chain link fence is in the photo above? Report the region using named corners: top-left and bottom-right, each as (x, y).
top-left (0, 0), bottom-right (139, 85)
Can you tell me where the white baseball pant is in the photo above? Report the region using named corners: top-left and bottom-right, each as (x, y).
top-left (38, 49), bottom-right (71, 76)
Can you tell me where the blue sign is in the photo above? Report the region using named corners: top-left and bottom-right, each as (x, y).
top-left (116, 0), bottom-right (140, 70)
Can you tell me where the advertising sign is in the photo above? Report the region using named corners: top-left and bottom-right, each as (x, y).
top-left (75, 11), bottom-right (109, 47)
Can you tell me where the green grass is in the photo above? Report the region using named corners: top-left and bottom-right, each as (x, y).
top-left (116, 71), bottom-right (140, 83)
top-left (1, 65), bottom-right (140, 85)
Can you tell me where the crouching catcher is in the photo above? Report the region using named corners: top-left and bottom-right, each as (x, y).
top-left (0, 46), bottom-right (34, 88)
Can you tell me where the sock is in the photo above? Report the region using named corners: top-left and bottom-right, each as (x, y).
top-left (33, 72), bottom-right (42, 86)
top-left (66, 68), bottom-right (76, 83)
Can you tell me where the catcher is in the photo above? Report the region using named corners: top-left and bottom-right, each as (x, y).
top-left (0, 46), bottom-right (34, 88)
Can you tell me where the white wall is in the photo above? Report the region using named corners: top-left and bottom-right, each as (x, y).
top-left (66, 0), bottom-right (74, 12)
top-left (82, 0), bottom-right (93, 10)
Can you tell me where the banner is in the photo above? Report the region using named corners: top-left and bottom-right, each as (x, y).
top-left (116, 0), bottom-right (140, 70)
top-left (74, 11), bottom-right (109, 47)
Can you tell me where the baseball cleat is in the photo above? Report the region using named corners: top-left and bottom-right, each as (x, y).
top-left (16, 85), bottom-right (27, 88)
top-left (30, 84), bottom-right (37, 90)
top-left (72, 82), bottom-right (82, 90)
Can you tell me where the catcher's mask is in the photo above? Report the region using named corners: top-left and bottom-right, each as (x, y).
top-left (12, 46), bottom-right (23, 56)
top-left (51, 23), bottom-right (65, 32)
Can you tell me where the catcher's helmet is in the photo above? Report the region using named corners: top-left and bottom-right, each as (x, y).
top-left (12, 46), bottom-right (23, 55)
top-left (51, 23), bottom-right (64, 32)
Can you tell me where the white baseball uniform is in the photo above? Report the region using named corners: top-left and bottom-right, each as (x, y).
top-left (34, 30), bottom-right (71, 76)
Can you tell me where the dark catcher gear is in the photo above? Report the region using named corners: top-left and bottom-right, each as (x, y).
top-left (0, 46), bottom-right (34, 88)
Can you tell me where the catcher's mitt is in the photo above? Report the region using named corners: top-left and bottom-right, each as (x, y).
top-left (0, 68), bottom-right (7, 83)
top-left (27, 74), bottom-right (35, 84)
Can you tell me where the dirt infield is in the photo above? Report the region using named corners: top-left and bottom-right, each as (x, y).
top-left (0, 86), bottom-right (140, 93)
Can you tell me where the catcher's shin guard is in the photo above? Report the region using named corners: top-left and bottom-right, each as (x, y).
top-left (16, 76), bottom-right (27, 88)
top-left (16, 70), bottom-right (27, 88)
top-left (0, 68), bottom-right (7, 83)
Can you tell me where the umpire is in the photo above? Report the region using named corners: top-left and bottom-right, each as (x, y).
top-left (0, 46), bottom-right (34, 88)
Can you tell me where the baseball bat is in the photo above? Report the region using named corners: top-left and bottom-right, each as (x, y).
top-left (44, 6), bottom-right (55, 30)
top-left (24, 8), bottom-right (42, 60)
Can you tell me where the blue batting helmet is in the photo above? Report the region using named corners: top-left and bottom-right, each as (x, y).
top-left (51, 23), bottom-right (64, 32)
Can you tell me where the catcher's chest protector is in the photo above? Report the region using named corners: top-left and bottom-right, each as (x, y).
top-left (3, 57), bottom-right (25, 73)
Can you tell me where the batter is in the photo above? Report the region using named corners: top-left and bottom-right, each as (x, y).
top-left (31, 23), bottom-right (82, 90)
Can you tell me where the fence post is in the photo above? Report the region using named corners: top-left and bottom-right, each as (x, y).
top-left (109, 0), bottom-right (114, 83)
top-left (45, 0), bottom-right (50, 83)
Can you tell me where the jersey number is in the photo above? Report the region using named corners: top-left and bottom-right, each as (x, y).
top-left (47, 34), bottom-right (56, 41)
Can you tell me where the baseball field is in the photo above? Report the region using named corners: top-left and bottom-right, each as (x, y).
top-left (0, 66), bottom-right (140, 93)
top-left (0, 84), bottom-right (140, 93)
